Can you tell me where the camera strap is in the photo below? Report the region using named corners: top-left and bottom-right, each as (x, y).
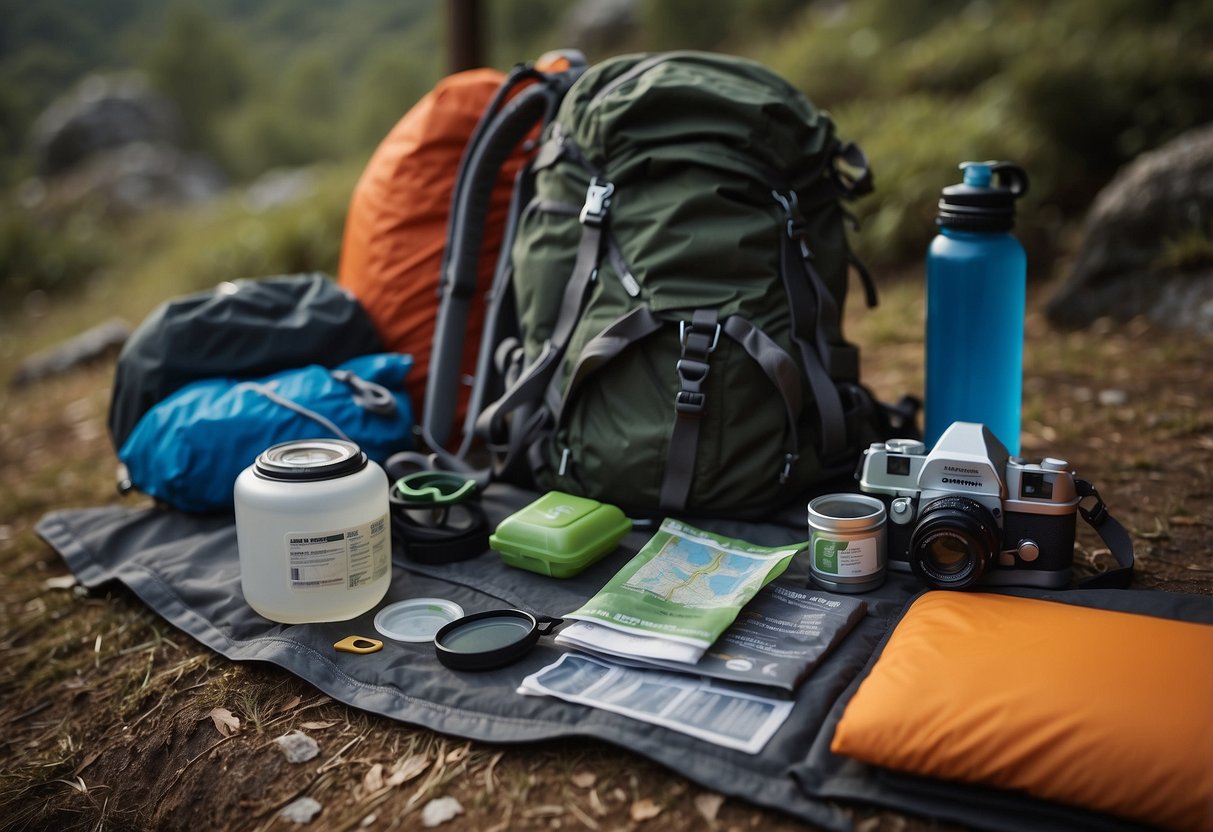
top-left (1074, 479), bottom-right (1134, 589)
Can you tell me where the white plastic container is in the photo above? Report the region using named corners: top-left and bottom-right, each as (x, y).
top-left (234, 439), bottom-right (391, 623)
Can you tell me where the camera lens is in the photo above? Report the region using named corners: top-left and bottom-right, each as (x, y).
top-left (907, 496), bottom-right (1000, 589)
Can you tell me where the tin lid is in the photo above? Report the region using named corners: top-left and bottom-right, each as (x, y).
top-left (374, 598), bottom-right (465, 642)
top-left (254, 439), bottom-right (368, 482)
top-left (808, 493), bottom-right (887, 532)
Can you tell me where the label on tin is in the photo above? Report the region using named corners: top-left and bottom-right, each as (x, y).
top-left (812, 535), bottom-right (881, 578)
top-left (287, 513), bottom-right (389, 590)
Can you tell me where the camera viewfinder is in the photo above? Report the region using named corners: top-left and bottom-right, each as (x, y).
top-left (1020, 472), bottom-right (1053, 500)
top-left (886, 456), bottom-right (912, 476)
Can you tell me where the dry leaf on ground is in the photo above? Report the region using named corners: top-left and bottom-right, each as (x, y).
top-left (1169, 515), bottom-right (1206, 526)
top-left (588, 789), bottom-right (607, 817)
top-left (387, 754), bottom-right (429, 786)
top-left (630, 798), bottom-right (663, 822)
top-left (694, 792), bottom-right (725, 823)
top-left (362, 763), bottom-right (384, 793)
top-left (571, 771), bottom-right (597, 789)
top-left (300, 720), bottom-right (338, 730)
top-left (207, 707), bottom-right (241, 737)
top-left (42, 575), bottom-right (77, 590)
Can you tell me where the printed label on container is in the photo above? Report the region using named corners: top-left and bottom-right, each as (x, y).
top-left (812, 536), bottom-right (880, 578)
top-left (287, 513), bottom-right (389, 590)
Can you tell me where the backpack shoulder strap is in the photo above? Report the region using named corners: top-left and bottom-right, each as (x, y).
top-left (423, 56), bottom-right (585, 453)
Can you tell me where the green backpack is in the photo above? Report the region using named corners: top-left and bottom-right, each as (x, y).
top-left (427, 51), bottom-right (909, 517)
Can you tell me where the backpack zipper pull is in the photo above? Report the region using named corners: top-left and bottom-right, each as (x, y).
top-left (608, 238), bottom-right (641, 297)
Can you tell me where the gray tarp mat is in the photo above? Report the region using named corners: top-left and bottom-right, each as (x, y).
top-left (37, 485), bottom-right (1213, 832)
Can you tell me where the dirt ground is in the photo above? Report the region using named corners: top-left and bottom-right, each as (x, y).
top-left (1, 280), bottom-right (1210, 832)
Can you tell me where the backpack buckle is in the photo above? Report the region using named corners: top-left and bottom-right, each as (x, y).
top-left (580, 178), bottom-right (615, 226)
top-left (674, 315), bottom-right (719, 416)
top-left (678, 320), bottom-right (720, 356)
top-left (674, 358), bottom-right (710, 414)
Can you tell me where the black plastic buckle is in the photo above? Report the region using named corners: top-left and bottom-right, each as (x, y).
top-left (1077, 479), bottom-right (1109, 527)
top-left (675, 390), bottom-right (706, 414)
top-left (579, 178), bottom-right (614, 227)
top-left (674, 357), bottom-right (710, 415)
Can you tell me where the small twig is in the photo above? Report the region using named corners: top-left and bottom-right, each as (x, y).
top-left (567, 799), bottom-right (600, 831)
top-left (482, 750), bottom-right (504, 795)
top-left (7, 701), bottom-right (53, 723)
top-left (316, 730), bottom-right (368, 773)
top-left (159, 732), bottom-right (240, 798)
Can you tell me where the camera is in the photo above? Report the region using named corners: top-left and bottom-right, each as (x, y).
top-left (857, 421), bottom-right (1079, 590)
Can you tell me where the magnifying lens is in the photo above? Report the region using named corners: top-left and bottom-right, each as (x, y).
top-left (434, 609), bottom-right (563, 671)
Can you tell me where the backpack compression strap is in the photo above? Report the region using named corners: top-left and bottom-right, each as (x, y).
top-left (539, 306), bottom-right (806, 513)
top-left (474, 177), bottom-right (612, 460)
top-left (773, 189), bottom-right (852, 463)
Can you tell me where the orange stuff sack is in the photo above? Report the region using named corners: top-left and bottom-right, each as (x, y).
top-left (831, 592), bottom-right (1213, 832)
top-left (338, 69), bottom-right (530, 431)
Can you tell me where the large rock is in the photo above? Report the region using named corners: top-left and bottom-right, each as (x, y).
top-left (27, 73), bottom-right (224, 215)
top-left (1046, 123), bottom-right (1213, 333)
top-left (39, 142), bottom-right (223, 217)
top-left (33, 73), bottom-right (183, 177)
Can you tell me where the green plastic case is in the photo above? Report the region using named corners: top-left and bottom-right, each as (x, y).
top-left (490, 491), bottom-right (631, 578)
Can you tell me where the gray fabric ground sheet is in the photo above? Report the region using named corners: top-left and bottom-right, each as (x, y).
top-left (36, 484), bottom-right (1213, 832)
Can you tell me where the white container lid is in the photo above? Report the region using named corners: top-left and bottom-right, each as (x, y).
top-left (374, 598), bottom-right (465, 642)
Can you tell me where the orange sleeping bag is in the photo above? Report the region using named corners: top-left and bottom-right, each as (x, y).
top-left (337, 68), bottom-right (531, 433)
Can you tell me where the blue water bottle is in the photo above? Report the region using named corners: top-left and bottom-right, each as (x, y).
top-left (924, 161), bottom-right (1030, 454)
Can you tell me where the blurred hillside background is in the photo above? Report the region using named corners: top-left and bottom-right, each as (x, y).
top-left (2, 0), bottom-right (1211, 377)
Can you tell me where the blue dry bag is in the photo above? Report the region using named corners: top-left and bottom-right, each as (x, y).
top-left (119, 353), bottom-right (414, 512)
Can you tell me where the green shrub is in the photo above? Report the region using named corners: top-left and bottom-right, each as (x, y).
top-left (833, 86), bottom-right (1042, 270)
top-left (0, 205), bottom-right (109, 302)
top-left (767, 0), bottom-right (1213, 271)
top-left (1011, 24), bottom-right (1213, 208)
top-left (175, 169), bottom-right (354, 292)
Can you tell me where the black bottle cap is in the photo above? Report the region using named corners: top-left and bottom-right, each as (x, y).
top-left (937, 161), bottom-right (1029, 231)
top-left (253, 439), bottom-right (368, 482)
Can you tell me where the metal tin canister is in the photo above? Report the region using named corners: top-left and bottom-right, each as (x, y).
top-left (235, 439), bottom-right (391, 623)
top-left (807, 493), bottom-right (887, 593)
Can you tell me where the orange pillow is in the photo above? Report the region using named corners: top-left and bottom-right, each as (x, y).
top-left (831, 592), bottom-right (1213, 832)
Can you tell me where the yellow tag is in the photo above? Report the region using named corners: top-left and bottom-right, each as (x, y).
top-left (333, 635), bottom-right (383, 654)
